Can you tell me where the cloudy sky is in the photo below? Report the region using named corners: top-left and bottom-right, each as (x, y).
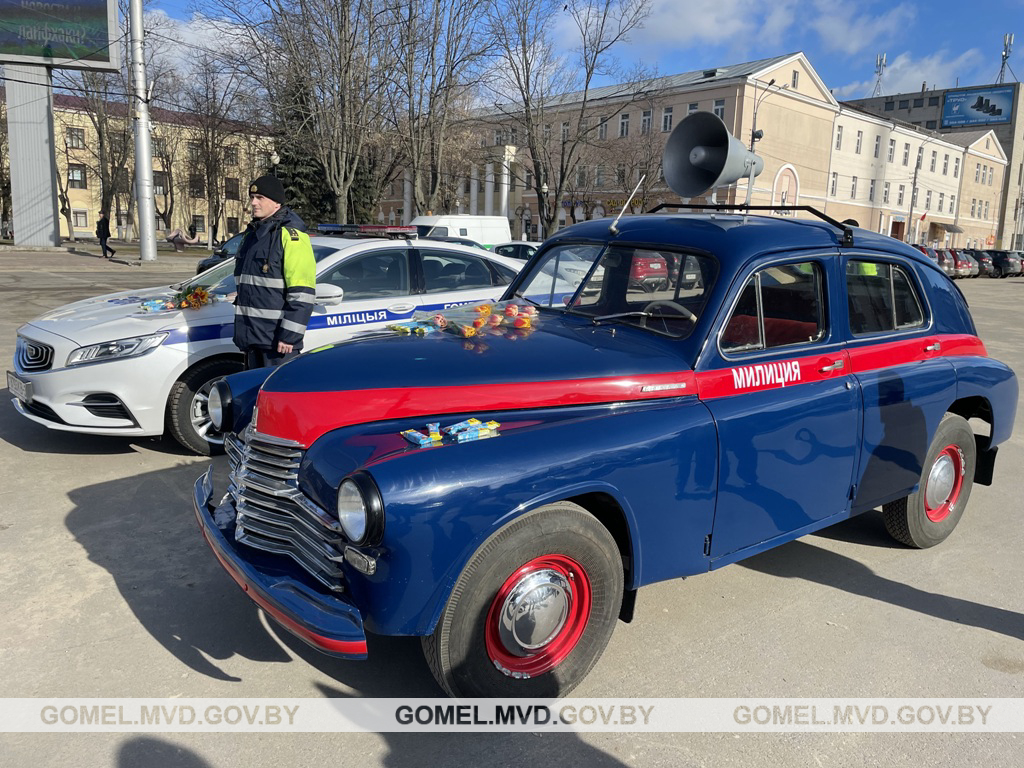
top-left (149, 0), bottom-right (1020, 99)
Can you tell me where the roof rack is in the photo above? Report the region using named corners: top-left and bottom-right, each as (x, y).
top-left (646, 203), bottom-right (855, 247)
top-left (317, 223), bottom-right (418, 239)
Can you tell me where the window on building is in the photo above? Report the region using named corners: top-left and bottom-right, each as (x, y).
top-left (791, 70), bottom-right (800, 88)
top-left (544, 124), bottom-right (551, 142)
top-left (846, 262), bottom-right (925, 335)
top-left (929, 150), bottom-right (937, 172)
top-left (188, 141), bottom-right (202, 163)
top-left (494, 128), bottom-right (504, 145)
top-left (855, 130), bottom-right (863, 154)
top-left (510, 127), bottom-right (519, 145)
top-left (72, 210), bottom-right (88, 228)
top-left (224, 146), bottom-right (238, 165)
top-left (851, 176), bottom-right (858, 198)
top-left (988, 166), bottom-right (994, 185)
top-left (949, 195), bottom-right (955, 213)
top-left (883, 182), bottom-right (890, 203)
top-left (619, 113), bottom-right (629, 138)
top-left (662, 106), bottom-right (673, 132)
top-left (975, 163), bottom-right (981, 182)
top-left (954, 157), bottom-right (960, 178)
top-left (898, 185), bottom-right (905, 205)
top-left (869, 179), bottom-right (875, 202)
top-left (916, 147), bottom-right (923, 167)
top-left (925, 190), bottom-right (932, 210)
top-left (616, 164), bottom-right (627, 187)
top-left (971, 199), bottom-right (976, 216)
top-left (942, 154), bottom-right (949, 175)
top-left (189, 173), bottom-right (205, 198)
top-left (66, 127), bottom-right (85, 149)
top-left (903, 143), bottom-right (910, 166)
top-left (928, 96), bottom-right (940, 106)
top-left (830, 172), bottom-right (837, 196)
top-left (192, 215), bottom-right (206, 233)
top-left (888, 138), bottom-right (896, 162)
top-left (938, 192), bottom-right (944, 211)
top-left (226, 217), bottom-right (239, 236)
top-left (641, 109), bottom-right (651, 135)
top-left (151, 137), bottom-right (166, 156)
top-left (913, 98), bottom-right (924, 108)
top-left (713, 99), bottom-right (725, 119)
top-left (576, 166), bottom-right (587, 186)
top-left (153, 171), bottom-right (168, 196)
top-left (912, 187), bottom-right (918, 207)
top-left (835, 125), bottom-right (843, 150)
top-left (898, 99), bottom-right (909, 109)
top-left (884, 101), bottom-right (895, 111)
top-left (225, 178), bottom-right (240, 200)
top-left (595, 166), bottom-right (605, 187)
top-left (597, 119), bottom-right (607, 140)
top-left (874, 135), bottom-right (881, 158)
top-left (925, 120), bottom-right (937, 129)
top-left (68, 163), bottom-right (87, 189)
top-left (561, 121), bottom-right (569, 142)
top-left (687, 102), bottom-right (698, 115)
top-left (984, 201), bottom-right (990, 219)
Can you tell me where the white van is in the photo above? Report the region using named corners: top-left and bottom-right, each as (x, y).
top-left (409, 215), bottom-right (511, 249)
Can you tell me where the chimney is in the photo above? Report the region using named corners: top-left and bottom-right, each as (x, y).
top-left (921, 81), bottom-right (927, 93)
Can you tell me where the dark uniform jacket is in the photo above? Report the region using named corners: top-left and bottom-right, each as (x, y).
top-left (96, 217), bottom-right (111, 239)
top-left (233, 207), bottom-right (316, 352)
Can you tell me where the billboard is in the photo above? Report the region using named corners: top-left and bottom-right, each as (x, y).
top-left (0, 0), bottom-right (119, 71)
top-left (941, 85), bottom-right (1015, 128)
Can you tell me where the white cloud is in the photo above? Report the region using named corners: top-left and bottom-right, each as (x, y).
top-left (833, 48), bottom-right (990, 99)
top-left (808, 2), bottom-right (917, 57)
top-left (145, 10), bottom-right (246, 78)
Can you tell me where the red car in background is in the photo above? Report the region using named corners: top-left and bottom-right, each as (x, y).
top-left (630, 251), bottom-right (669, 292)
top-left (949, 249), bottom-right (974, 278)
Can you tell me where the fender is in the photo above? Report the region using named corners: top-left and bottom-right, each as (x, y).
top-left (301, 396), bottom-right (719, 636)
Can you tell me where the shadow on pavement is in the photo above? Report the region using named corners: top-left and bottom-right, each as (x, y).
top-left (741, 537), bottom-right (1024, 641)
top-left (118, 737), bottom-right (213, 768)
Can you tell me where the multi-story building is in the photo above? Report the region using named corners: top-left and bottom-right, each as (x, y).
top-left (1, 87), bottom-right (273, 243)
top-left (848, 83), bottom-right (1023, 248)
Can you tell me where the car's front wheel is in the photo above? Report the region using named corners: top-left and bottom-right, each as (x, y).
top-left (166, 357), bottom-right (244, 455)
top-left (423, 502), bottom-right (623, 697)
top-left (883, 413), bottom-right (976, 548)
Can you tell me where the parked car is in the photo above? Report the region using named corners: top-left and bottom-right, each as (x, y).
top-left (912, 244), bottom-right (943, 272)
top-left (962, 249), bottom-right (994, 277)
top-left (629, 250), bottom-right (669, 291)
top-left (195, 232), bottom-right (245, 274)
top-left (961, 252), bottom-right (981, 278)
top-left (934, 249), bottom-right (957, 278)
top-left (492, 241), bottom-right (542, 261)
top-left (985, 250), bottom-right (1022, 278)
top-left (423, 235), bottom-right (489, 250)
top-left (195, 210), bottom-right (1017, 698)
top-left (949, 249), bottom-right (973, 278)
top-left (9, 229), bottom-right (524, 454)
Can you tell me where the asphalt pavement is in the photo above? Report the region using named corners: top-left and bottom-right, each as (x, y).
top-left (0, 251), bottom-right (1022, 767)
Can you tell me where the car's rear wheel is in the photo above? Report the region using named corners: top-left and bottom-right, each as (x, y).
top-left (422, 502), bottom-right (623, 697)
top-left (883, 413), bottom-right (975, 548)
top-left (992, 265), bottom-right (1002, 278)
top-left (167, 357), bottom-right (244, 455)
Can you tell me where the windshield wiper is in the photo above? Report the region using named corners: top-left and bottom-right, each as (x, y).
top-left (513, 292), bottom-right (541, 307)
top-left (591, 311), bottom-right (651, 324)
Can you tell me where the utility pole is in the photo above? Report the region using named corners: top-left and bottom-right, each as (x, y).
top-left (906, 150), bottom-right (921, 243)
top-left (998, 33), bottom-right (1013, 84)
top-left (872, 53), bottom-right (887, 98)
top-left (130, 0), bottom-right (157, 261)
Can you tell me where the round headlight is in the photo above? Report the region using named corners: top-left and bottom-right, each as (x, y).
top-left (336, 472), bottom-right (385, 546)
top-left (208, 379), bottom-right (232, 432)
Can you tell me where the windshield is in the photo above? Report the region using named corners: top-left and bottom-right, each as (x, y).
top-left (511, 242), bottom-right (717, 338)
top-left (177, 244), bottom-right (339, 295)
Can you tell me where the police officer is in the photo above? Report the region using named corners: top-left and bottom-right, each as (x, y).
top-left (233, 175), bottom-right (316, 369)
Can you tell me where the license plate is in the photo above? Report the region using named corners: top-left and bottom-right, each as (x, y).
top-left (7, 371), bottom-right (32, 404)
top-left (650, 262), bottom-right (660, 269)
top-left (684, 273), bottom-right (697, 281)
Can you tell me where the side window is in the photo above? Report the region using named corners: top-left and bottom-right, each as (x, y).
top-left (494, 244), bottom-right (524, 260)
top-left (722, 262), bottom-right (824, 353)
top-left (422, 250), bottom-right (498, 294)
top-left (318, 249), bottom-right (410, 299)
top-left (846, 261), bottom-right (925, 335)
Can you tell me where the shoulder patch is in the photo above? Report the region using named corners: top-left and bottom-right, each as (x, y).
top-left (286, 227), bottom-right (301, 241)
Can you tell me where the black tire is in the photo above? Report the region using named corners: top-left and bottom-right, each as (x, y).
top-left (423, 502), bottom-right (623, 698)
top-left (882, 413), bottom-right (975, 548)
top-left (166, 357), bottom-right (243, 455)
top-left (992, 266), bottom-right (1002, 278)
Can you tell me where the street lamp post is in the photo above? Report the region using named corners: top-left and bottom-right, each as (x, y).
top-left (750, 78), bottom-right (789, 151)
top-left (270, 150), bottom-right (281, 176)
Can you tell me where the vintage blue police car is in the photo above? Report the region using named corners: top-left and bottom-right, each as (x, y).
top-left (193, 115), bottom-right (1017, 697)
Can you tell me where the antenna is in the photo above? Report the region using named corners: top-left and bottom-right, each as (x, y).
top-left (872, 53), bottom-right (887, 97)
top-left (998, 33), bottom-right (1014, 84)
top-left (609, 175), bottom-right (645, 236)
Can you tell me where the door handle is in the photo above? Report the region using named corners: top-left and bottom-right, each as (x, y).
top-left (818, 359), bottom-right (845, 373)
top-left (388, 303), bottom-right (415, 313)
top-left (925, 342), bottom-right (941, 352)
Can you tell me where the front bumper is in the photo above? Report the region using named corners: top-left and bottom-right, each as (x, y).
top-left (193, 467), bottom-right (368, 659)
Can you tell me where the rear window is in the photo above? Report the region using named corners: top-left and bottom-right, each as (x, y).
top-left (846, 261), bottom-right (925, 335)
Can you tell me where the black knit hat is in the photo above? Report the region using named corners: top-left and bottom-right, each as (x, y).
top-left (248, 174), bottom-right (286, 204)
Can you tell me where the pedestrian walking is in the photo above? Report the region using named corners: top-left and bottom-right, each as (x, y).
top-left (96, 211), bottom-right (115, 259)
top-left (233, 174), bottom-right (316, 369)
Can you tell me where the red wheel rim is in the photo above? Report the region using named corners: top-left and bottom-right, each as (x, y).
top-left (485, 555), bottom-right (592, 679)
top-left (924, 445), bottom-right (964, 523)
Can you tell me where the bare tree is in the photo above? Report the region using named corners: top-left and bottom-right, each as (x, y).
top-left (54, 138), bottom-right (78, 243)
top-left (385, 0), bottom-right (492, 217)
top-left (484, 0), bottom-right (652, 237)
top-left (0, 105), bottom-right (10, 235)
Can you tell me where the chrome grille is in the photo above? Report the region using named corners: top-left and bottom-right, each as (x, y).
top-left (227, 426), bottom-right (346, 590)
top-left (16, 336), bottom-right (54, 372)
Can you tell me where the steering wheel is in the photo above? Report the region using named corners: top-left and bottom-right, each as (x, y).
top-left (643, 300), bottom-right (697, 322)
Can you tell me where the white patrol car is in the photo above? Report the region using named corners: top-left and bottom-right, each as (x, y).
top-left (8, 229), bottom-right (524, 454)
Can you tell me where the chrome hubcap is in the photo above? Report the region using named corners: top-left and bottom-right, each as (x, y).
top-left (190, 383), bottom-right (225, 446)
top-left (497, 569), bottom-right (572, 655)
top-left (926, 452), bottom-right (956, 509)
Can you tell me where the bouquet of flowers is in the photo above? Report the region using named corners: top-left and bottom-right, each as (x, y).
top-left (140, 287), bottom-right (211, 312)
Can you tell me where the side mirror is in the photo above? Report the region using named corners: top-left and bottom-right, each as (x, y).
top-left (315, 283), bottom-right (344, 305)
top-left (213, 248), bottom-right (225, 257)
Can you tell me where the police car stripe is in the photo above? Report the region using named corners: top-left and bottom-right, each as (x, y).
top-left (238, 274), bottom-right (286, 288)
top-left (253, 332), bottom-right (988, 447)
